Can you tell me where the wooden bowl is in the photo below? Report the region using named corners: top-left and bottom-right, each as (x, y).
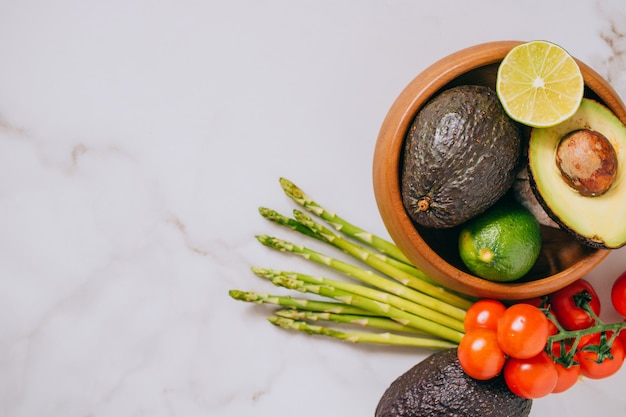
top-left (373, 41), bottom-right (626, 300)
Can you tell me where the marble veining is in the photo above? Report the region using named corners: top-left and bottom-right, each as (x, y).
top-left (1, 1), bottom-right (625, 416)
top-left (599, 4), bottom-right (626, 97)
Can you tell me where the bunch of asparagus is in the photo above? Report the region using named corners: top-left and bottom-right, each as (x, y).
top-left (229, 178), bottom-right (476, 350)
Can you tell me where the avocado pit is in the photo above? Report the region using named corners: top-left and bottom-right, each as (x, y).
top-left (556, 129), bottom-right (618, 197)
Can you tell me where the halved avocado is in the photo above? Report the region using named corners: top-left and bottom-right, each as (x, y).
top-left (528, 98), bottom-right (626, 249)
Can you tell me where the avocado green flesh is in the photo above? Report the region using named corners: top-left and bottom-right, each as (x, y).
top-left (529, 99), bottom-right (626, 249)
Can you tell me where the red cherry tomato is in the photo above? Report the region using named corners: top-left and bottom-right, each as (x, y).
top-left (577, 332), bottom-right (625, 379)
top-left (497, 303), bottom-right (550, 359)
top-left (464, 299), bottom-right (507, 332)
top-left (550, 341), bottom-right (580, 393)
top-left (514, 297), bottom-right (558, 336)
top-left (504, 352), bottom-right (558, 399)
top-left (548, 279), bottom-right (601, 331)
top-left (552, 361), bottom-right (580, 393)
top-left (611, 271), bottom-right (626, 317)
top-left (457, 328), bottom-right (507, 380)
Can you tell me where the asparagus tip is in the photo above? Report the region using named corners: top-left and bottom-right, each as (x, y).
top-left (258, 207), bottom-right (284, 221)
top-left (279, 177), bottom-right (304, 199)
top-left (255, 234), bottom-right (270, 244)
top-left (229, 289), bottom-right (259, 302)
top-left (251, 266), bottom-right (276, 278)
top-left (268, 315), bottom-right (294, 329)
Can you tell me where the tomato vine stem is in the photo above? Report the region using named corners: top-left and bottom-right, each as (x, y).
top-left (543, 292), bottom-right (626, 367)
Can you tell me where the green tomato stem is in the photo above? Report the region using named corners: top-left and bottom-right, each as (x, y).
top-left (546, 292), bottom-right (626, 367)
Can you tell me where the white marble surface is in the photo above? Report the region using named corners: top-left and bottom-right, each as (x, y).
top-left (1, 1), bottom-right (626, 416)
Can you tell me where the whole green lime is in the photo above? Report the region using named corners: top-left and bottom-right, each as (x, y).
top-left (458, 202), bottom-right (542, 282)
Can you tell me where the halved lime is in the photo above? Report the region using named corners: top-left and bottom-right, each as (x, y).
top-left (496, 40), bottom-right (584, 128)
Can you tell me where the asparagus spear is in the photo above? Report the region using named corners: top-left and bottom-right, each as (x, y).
top-left (269, 316), bottom-right (457, 349)
top-left (228, 289), bottom-right (376, 316)
top-left (256, 235), bottom-right (467, 323)
top-left (263, 272), bottom-right (464, 343)
top-left (274, 309), bottom-right (427, 335)
top-left (279, 177), bottom-right (412, 265)
top-left (252, 267), bottom-right (465, 333)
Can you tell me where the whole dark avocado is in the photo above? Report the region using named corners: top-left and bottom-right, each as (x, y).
top-left (375, 348), bottom-right (532, 417)
top-left (401, 85), bottom-right (522, 228)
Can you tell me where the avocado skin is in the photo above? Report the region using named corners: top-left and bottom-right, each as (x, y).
top-left (401, 85), bottom-right (522, 228)
top-left (375, 348), bottom-right (532, 417)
